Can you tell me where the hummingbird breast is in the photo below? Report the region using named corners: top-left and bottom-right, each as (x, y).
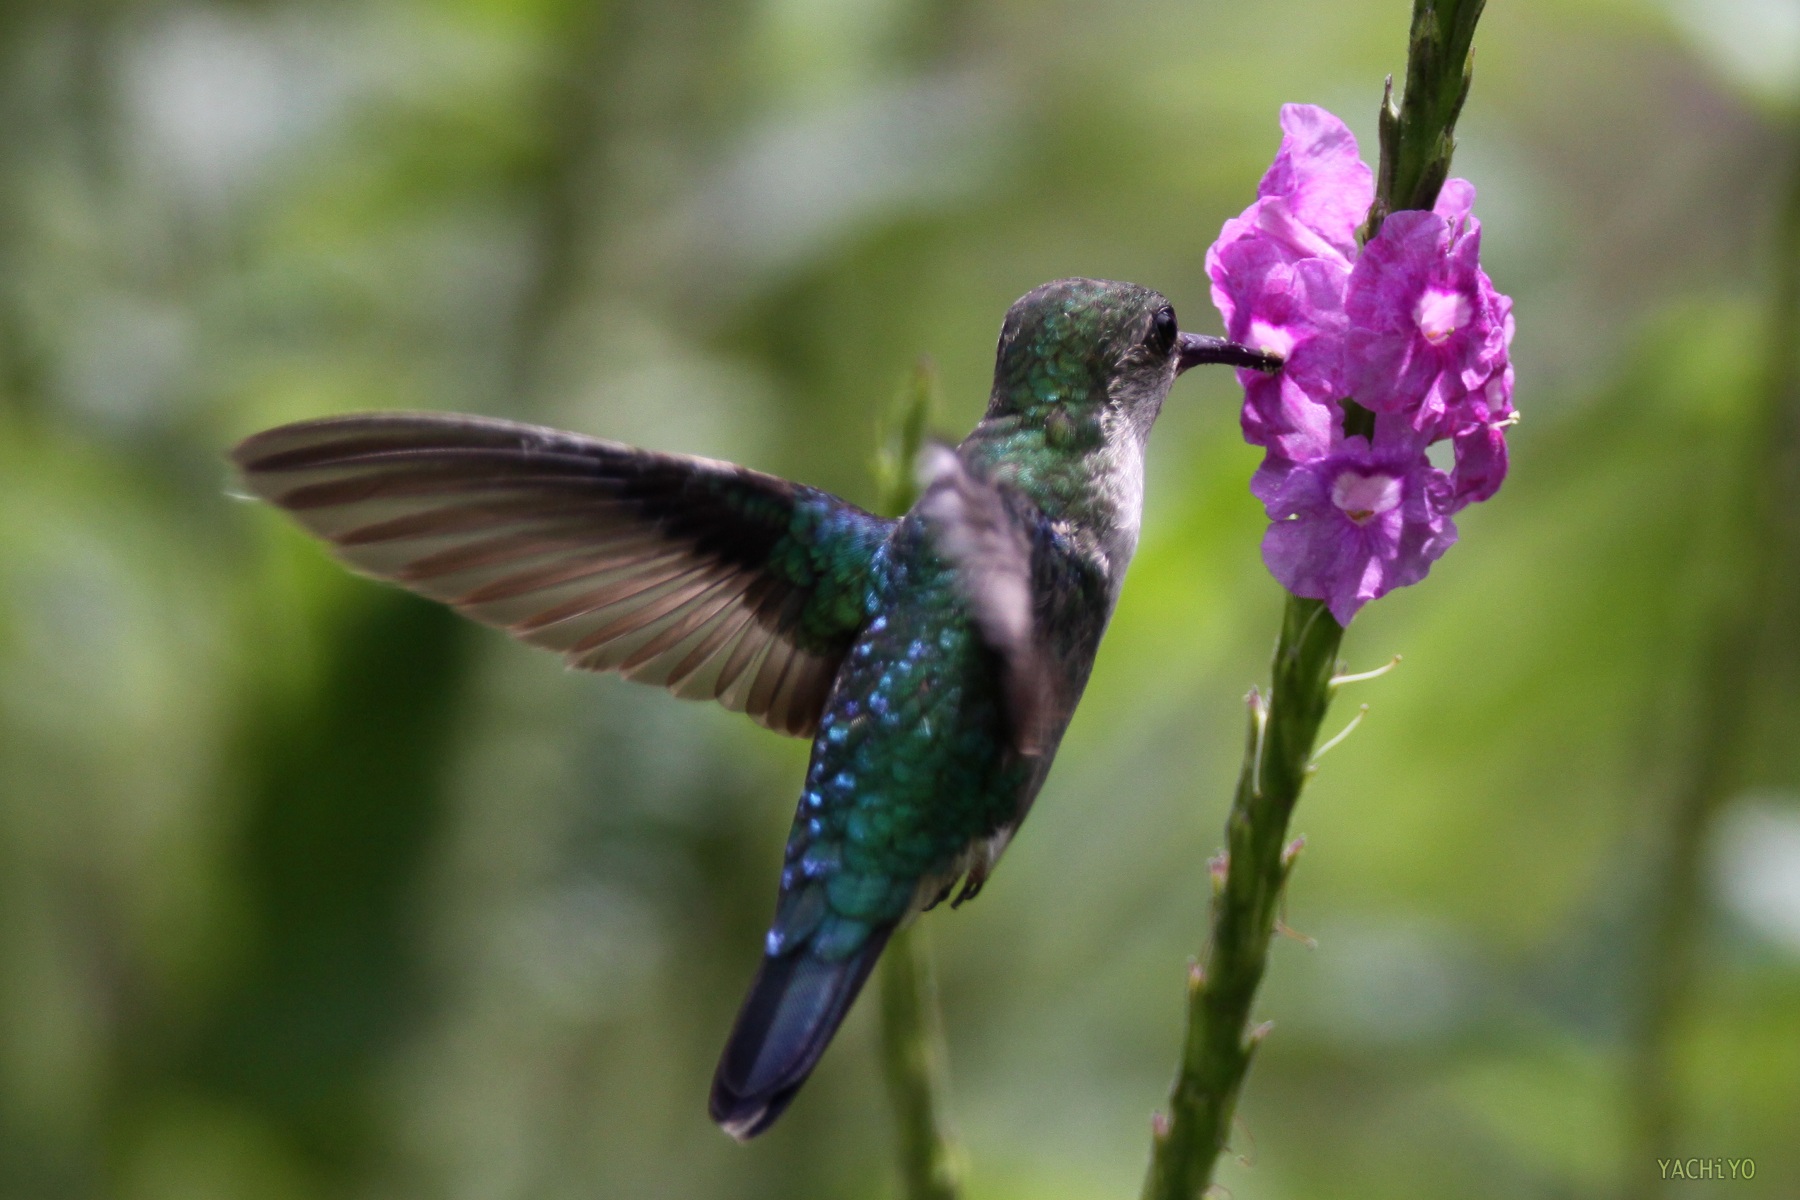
top-left (963, 410), bottom-right (1150, 607)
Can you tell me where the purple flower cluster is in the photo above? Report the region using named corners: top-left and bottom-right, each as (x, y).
top-left (1208, 105), bottom-right (1516, 625)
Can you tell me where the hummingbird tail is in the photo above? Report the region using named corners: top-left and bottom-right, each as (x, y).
top-left (709, 924), bottom-right (894, 1140)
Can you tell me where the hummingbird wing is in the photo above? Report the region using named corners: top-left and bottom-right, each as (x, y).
top-left (914, 443), bottom-right (1059, 759)
top-left (231, 412), bottom-right (892, 737)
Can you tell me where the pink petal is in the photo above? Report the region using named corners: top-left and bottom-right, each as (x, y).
top-left (1255, 441), bottom-right (1458, 626)
top-left (1433, 178), bottom-right (1477, 231)
top-left (1449, 421), bottom-right (1509, 509)
top-left (1242, 372), bottom-right (1339, 466)
top-left (1259, 104), bottom-right (1375, 257)
top-left (1345, 209), bottom-right (1498, 422)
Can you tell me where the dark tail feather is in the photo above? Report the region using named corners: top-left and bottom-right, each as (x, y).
top-left (709, 925), bottom-right (894, 1140)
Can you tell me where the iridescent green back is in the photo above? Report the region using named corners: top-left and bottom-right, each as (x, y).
top-left (769, 519), bottom-right (1028, 959)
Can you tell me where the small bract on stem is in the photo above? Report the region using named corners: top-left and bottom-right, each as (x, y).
top-left (1329, 654), bottom-right (1402, 688)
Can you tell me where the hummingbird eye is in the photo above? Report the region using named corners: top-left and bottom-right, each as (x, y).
top-left (1147, 306), bottom-right (1178, 356)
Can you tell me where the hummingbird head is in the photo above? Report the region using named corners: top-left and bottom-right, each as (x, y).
top-left (968, 279), bottom-right (1279, 576)
top-left (986, 278), bottom-right (1275, 449)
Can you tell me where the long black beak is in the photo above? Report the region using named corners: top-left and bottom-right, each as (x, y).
top-left (1176, 331), bottom-right (1283, 375)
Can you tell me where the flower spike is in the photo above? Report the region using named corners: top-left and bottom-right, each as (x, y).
top-left (1209, 104), bottom-right (1515, 623)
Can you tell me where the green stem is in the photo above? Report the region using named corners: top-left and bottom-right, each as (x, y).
top-left (1364, 0), bottom-right (1487, 241)
top-left (1623, 120), bottom-right (1800, 1196)
top-left (880, 925), bottom-right (964, 1200)
top-left (1143, 6), bottom-right (1485, 1195)
top-left (1141, 597), bottom-right (1342, 1199)
top-left (875, 362), bottom-right (965, 1200)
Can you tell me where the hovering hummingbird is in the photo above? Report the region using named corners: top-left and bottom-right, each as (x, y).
top-left (231, 277), bottom-right (1277, 1139)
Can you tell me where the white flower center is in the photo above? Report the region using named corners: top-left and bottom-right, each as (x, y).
top-left (1247, 318), bottom-right (1297, 359)
top-left (1330, 470), bottom-right (1403, 525)
top-left (1414, 287), bottom-right (1471, 345)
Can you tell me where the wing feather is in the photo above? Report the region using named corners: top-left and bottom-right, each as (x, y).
top-left (668, 604), bottom-right (764, 699)
top-left (617, 574), bottom-right (747, 675)
top-left (232, 412), bottom-right (890, 736)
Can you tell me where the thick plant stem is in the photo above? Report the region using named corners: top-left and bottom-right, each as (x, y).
top-left (875, 362), bottom-right (965, 1200)
top-left (1143, 6), bottom-right (1485, 1196)
top-left (1141, 596), bottom-right (1343, 1200)
top-left (1624, 124), bottom-right (1800, 1196)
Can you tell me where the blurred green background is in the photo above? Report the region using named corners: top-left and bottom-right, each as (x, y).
top-left (3, 0), bottom-right (1799, 1197)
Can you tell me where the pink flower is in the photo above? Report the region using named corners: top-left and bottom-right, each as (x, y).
top-left (1343, 206), bottom-right (1508, 427)
top-left (1212, 242), bottom-right (1348, 462)
top-left (1258, 105), bottom-right (1374, 257)
top-left (1209, 105), bottom-right (1373, 277)
top-left (1207, 106), bottom-right (1370, 464)
top-left (1259, 439), bottom-right (1458, 626)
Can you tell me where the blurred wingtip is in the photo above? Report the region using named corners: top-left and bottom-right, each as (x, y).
top-left (912, 438), bottom-right (959, 490)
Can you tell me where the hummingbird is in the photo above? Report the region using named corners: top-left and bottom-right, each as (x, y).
top-left (230, 277), bottom-right (1277, 1139)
